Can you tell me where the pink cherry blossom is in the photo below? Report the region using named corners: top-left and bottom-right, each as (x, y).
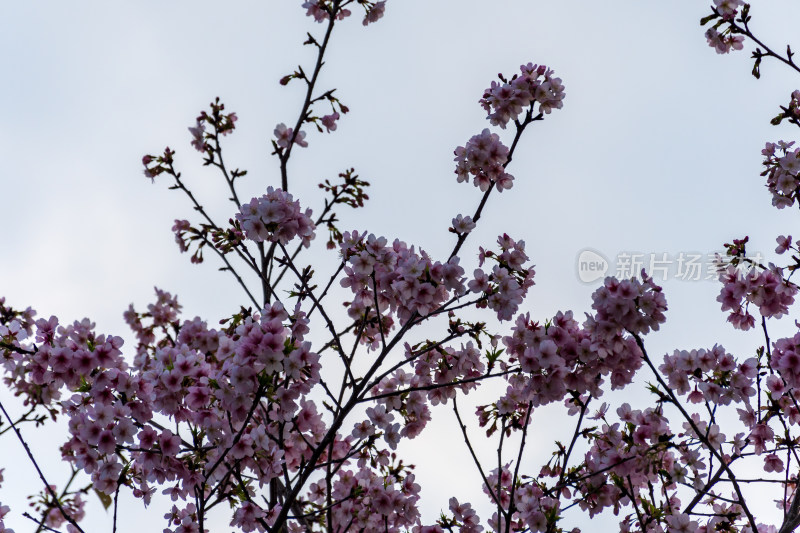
top-left (480, 63), bottom-right (565, 127)
top-left (235, 187), bottom-right (316, 247)
top-left (274, 123), bottom-right (308, 149)
top-left (320, 111), bottom-right (339, 132)
top-left (454, 129), bottom-right (514, 192)
top-left (362, 1), bottom-right (386, 26)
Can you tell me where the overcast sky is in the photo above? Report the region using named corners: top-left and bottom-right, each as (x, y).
top-left (2, 1), bottom-right (800, 531)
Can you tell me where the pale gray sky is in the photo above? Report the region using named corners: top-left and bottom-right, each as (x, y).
top-left (2, 1), bottom-right (800, 531)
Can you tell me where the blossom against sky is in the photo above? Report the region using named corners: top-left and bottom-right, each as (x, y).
top-left (1, 1), bottom-right (800, 530)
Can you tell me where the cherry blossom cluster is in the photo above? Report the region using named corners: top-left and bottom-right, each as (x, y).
top-left (762, 141), bottom-right (800, 208)
top-left (574, 404), bottom-right (675, 516)
top-left (366, 342), bottom-right (485, 448)
top-left (362, 1), bottom-right (386, 26)
top-left (302, 0), bottom-right (386, 26)
top-left (703, 0), bottom-right (745, 54)
top-left (0, 470), bottom-right (11, 533)
top-left (738, 347), bottom-right (800, 471)
top-left (1, 316), bottom-right (144, 498)
top-left (714, 0), bottom-right (744, 20)
top-left (30, 485), bottom-right (86, 532)
top-left (468, 234), bottom-right (534, 321)
top-left (171, 219), bottom-right (191, 253)
top-left (307, 461), bottom-right (422, 531)
top-left (235, 187), bottom-right (316, 247)
top-left (475, 273), bottom-right (666, 440)
top-left (788, 90), bottom-right (800, 117)
top-left (772, 331), bottom-right (800, 390)
top-left (568, 400), bottom-right (780, 533)
top-left (559, 336), bottom-right (795, 533)
top-left (302, 1), bottom-right (347, 22)
top-left (659, 346), bottom-right (757, 406)
top-left (164, 503), bottom-right (203, 533)
top-left (477, 463), bottom-right (560, 533)
top-left (492, 308), bottom-right (644, 419)
top-left (142, 147), bottom-right (176, 182)
top-left (1, 292), bottom-right (344, 531)
top-left (717, 263), bottom-right (797, 330)
top-left (122, 287), bottom-right (182, 367)
top-left (479, 63), bottom-right (566, 128)
top-left (0, 505), bottom-right (9, 533)
top-left (411, 342), bottom-right (486, 407)
top-left (1, 314), bottom-right (127, 410)
top-left (13, 0), bottom-right (800, 529)
top-left (442, 498), bottom-right (482, 533)
top-left (705, 26), bottom-right (745, 54)
top-left (338, 231), bottom-right (467, 330)
top-left (454, 129), bottom-right (514, 193)
top-left (789, 89), bottom-right (800, 117)
top-left (588, 271), bottom-right (667, 337)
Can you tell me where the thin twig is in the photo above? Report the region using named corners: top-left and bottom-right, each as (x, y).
top-left (0, 399), bottom-right (86, 533)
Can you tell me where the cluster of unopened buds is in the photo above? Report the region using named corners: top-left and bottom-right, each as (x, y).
top-left (141, 147), bottom-right (176, 181)
top-left (235, 187), bottom-right (316, 247)
top-left (769, 90), bottom-right (800, 127)
top-left (188, 99), bottom-right (238, 153)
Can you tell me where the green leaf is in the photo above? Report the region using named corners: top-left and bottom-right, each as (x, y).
top-left (486, 347), bottom-right (504, 365)
top-left (752, 56), bottom-right (762, 79)
top-left (700, 13), bottom-right (718, 26)
top-left (95, 488), bottom-right (113, 510)
top-left (76, 376), bottom-right (91, 393)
